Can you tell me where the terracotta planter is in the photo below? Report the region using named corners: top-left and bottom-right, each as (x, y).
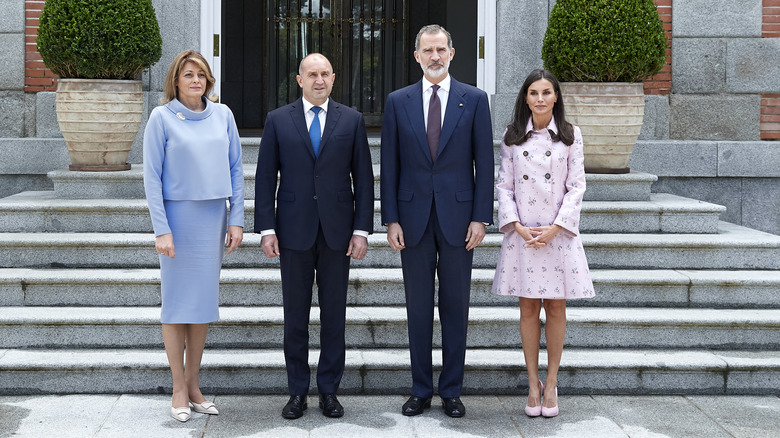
top-left (560, 82), bottom-right (645, 174)
top-left (55, 79), bottom-right (143, 171)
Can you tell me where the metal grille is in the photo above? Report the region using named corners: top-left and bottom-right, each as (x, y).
top-left (266, 0), bottom-right (407, 126)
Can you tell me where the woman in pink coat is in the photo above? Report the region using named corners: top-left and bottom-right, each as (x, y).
top-left (492, 69), bottom-right (595, 418)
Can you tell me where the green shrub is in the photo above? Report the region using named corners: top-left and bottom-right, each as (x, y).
top-left (542, 0), bottom-right (667, 82)
top-left (37, 0), bottom-right (162, 79)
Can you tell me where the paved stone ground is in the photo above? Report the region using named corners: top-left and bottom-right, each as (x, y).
top-left (1, 394), bottom-right (779, 437)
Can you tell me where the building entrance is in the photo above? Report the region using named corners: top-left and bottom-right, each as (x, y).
top-left (220, 0), bottom-right (476, 132)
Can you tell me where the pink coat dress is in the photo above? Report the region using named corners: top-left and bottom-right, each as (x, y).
top-left (492, 119), bottom-right (595, 299)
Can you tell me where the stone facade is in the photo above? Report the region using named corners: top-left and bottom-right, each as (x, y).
top-left (0, 0), bottom-right (25, 139)
top-left (629, 140), bottom-right (780, 234)
top-left (0, 0), bottom-right (199, 197)
top-left (658, 0), bottom-right (778, 234)
top-left (0, 0), bottom-right (778, 234)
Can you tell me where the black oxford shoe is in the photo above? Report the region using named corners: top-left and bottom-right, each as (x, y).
top-left (319, 393), bottom-right (344, 418)
top-left (442, 397), bottom-right (465, 418)
top-left (402, 395), bottom-right (432, 416)
top-left (282, 395), bottom-right (307, 419)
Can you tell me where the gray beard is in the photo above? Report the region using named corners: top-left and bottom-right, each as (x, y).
top-left (422, 64), bottom-right (447, 79)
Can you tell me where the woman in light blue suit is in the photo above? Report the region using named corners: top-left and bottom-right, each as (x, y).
top-left (143, 50), bottom-right (244, 422)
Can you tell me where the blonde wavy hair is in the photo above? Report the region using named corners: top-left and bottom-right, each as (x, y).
top-left (162, 50), bottom-right (218, 103)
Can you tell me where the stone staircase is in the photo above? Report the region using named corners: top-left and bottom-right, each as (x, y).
top-left (1, 138), bottom-right (780, 396)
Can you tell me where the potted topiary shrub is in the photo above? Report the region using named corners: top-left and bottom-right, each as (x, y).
top-left (542, 0), bottom-right (667, 173)
top-left (37, 0), bottom-right (162, 171)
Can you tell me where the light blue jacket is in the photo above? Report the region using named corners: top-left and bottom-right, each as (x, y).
top-left (143, 97), bottom-right (244, 236)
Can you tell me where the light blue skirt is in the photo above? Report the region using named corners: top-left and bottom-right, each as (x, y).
top-left (159, 199), bottom-right (227, 324)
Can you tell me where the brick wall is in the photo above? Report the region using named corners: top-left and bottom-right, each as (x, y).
top-left (761, 94), bottom-right (780, 140)
top-left (764, 0), bottom-right (780, 37)
top-left (761, 1), bottom-right (780, 139)
top-left (643, 0), bottom-right (672, 95)
top-left (25, 0), bottom-right (57, 92)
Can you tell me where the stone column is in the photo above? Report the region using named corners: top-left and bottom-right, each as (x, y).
top-left (0, 0), bottom-right (25, 138)
top-left (490, 0), bottom-right (552, 139)
top-left (670, 0), bottom-right (763, 140)
top-left (129, 0), bottom-right (202, 163)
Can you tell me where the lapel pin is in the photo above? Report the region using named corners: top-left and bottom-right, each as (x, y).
top-left (459, 103), bottom-right (464, 107)
top-left (176, 112), bottom-right (186, 120)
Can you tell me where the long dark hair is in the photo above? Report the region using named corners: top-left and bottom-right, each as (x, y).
top-left (503, 69), bottom-right (574, 146)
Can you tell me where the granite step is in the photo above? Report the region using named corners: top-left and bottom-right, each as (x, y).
top-left (240, 135), bottom-right (387, 165)
top-left (0, 191), bottom-right (725, 234)
top-left (0, 347), bottom-right (776, 395)
top-left (1, 222), bottom-right (778, 270)
top-left (2, 136), bottom-right (656, 202)
top-left (2, 268), bottom-right (779, 309)
top-left (1, 306), bottom-right (777, 350)
top-left (48, 164), bottom-right (657, 202)
top-left (243, 137), bottom-right (657, 201)
top-left (241, 134), bottom-right (501, 168)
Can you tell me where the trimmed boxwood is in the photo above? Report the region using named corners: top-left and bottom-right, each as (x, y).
top-left (542, 0), bottom-right (667, 82)
top-left (37, 0), bottom-right (162, 79)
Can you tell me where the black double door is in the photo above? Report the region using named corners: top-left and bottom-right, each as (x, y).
top-left (221, 0), bottom-right (476, 132)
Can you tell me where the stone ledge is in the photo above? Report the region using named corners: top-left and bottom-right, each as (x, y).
top-left (0, 138), bottom-right (69, 174)
top-left (47, 165), bottom-right (662, 203)
top-left (48, 167), bottom-right (143, 199)
top-left (3, 138), bottom-right (776, 179)
top-left (584, 171), bottom-right (656, 201)
top-left (717, 141), bottom-right (780, 177)
top-left (630, 140), bottom-right (780, 178)
top-left (652, 176), bottom-right (780, 236)
top-left (630, 140), bottom-right (717, 176)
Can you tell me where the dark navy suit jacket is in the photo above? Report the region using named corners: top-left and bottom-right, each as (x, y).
top-left (254, 98), bottom-right (374, 251)
top-left (380, 77), bottom-right (494, 247)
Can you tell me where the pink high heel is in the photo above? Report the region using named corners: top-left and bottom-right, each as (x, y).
top-left (524, 380), bottom-right (544, 417)
top-left (541, 386), bottom-right (559, 417)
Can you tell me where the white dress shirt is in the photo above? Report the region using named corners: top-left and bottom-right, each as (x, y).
top-left (302, 96), bottom-right (328, 136)
top-left (422, 74), bottom-right (451, 131)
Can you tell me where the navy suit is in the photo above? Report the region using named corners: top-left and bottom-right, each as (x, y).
top-left (255, 98), bottom-right (373, 396)
top-left (380, 77), bottom-right (494, 398)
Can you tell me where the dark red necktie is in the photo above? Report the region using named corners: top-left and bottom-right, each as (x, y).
top-left (427, 84), bottom-right (441, 162)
